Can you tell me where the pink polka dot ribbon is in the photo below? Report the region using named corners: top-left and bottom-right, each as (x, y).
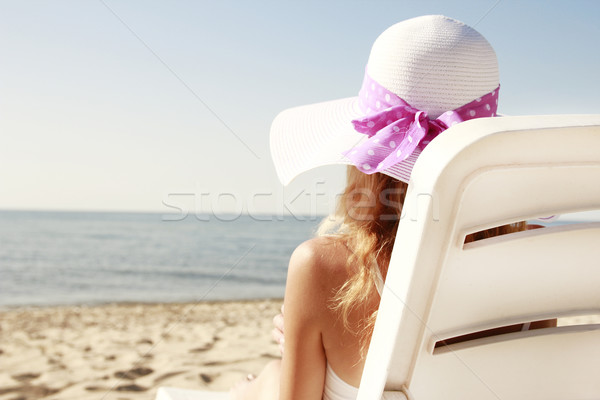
top-left (343, 70), bottom-right (500, 174)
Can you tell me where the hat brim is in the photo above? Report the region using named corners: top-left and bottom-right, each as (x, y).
top-left (270, 96), bottom-right (422, 185)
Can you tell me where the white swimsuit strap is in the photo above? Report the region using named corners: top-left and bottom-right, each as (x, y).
top-left (372, 261), bottom-right (385, 296)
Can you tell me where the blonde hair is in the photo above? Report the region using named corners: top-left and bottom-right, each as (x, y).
top-left (319, 166), bottom-right (527, 356)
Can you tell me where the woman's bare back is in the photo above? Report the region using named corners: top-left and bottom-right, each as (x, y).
top-left (303, 236), bottom-right (380, 388)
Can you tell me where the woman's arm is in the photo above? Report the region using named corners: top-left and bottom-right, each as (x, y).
top-left (231, 240), bottom-right (330, 400)
top-left (279, 240), bottom-right (328, 400)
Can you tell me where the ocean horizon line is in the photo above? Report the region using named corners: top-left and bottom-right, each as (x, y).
top-left (1, 207), bottom-right (598, 224)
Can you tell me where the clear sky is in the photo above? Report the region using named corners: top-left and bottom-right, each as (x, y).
top-left (1, 0), bottom-right (599, 218)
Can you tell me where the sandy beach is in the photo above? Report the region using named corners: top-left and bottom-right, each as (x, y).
top-left (0, 299), bottom-right (283, 400)
top-left (2, 300), bottom-right (598, 400)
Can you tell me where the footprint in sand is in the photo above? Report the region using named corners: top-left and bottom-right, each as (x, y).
top-left (153, 371), bottom-right (186, 384)
top-left (115, 383), bottom-right (148, 392)
top-left (85, 385), bottom-right (108, 392)
top-left (200, 373), bottom-right (216, 383)
top-left (114, 366), bottom-right (154, 380)
top-left (189, 342), bottom-right (214, 353)
top-left (11, 373), bottom-right (41, 382)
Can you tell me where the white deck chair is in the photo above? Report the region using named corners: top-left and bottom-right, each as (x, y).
top-left (359, 114), bottom-right (600, 400)
top-left (156, 114), bottom-right (600, 400)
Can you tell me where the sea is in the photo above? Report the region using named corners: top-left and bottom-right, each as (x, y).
top-left (1, 210), bottom-right (595, 308)
top-left (0, 210), bottom-right (322, 308)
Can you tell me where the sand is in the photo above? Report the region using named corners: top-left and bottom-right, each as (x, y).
top-left (0, 299), bottom-right (283, 400)
top-left (1, 300), bottom-right (598, 400)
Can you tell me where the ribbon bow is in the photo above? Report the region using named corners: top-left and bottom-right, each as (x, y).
top-left (343, 70), bottom-right (499, 175)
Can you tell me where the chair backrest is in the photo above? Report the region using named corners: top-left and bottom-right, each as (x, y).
top-left (357, 114), bottom-right (600, 400)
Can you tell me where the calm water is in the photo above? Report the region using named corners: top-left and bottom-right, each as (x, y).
top-left (0, 210), bottom-right (321, 307)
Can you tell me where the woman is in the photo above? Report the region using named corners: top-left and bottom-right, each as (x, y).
top-left (232, 15), bottom-right (552, 400)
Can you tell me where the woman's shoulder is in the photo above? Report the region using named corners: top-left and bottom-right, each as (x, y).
top-left (287, 236), bottom-right (351, 293)
top-left (284, 237), bottom-right (352, 328)
top-left (291, 236), bottom-right (350, 271)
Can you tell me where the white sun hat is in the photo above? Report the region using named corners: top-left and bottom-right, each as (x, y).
top-left (270, 15), bottom-right (499, 185)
